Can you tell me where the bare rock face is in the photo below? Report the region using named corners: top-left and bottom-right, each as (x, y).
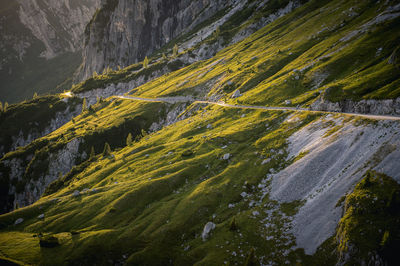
top-left (0, 0), bottom-right (101, 103)
top-left (77, 0), bottom-right (231, 81)
top-left (310, 96), bottom-right (400, 115)
top-left (16, 0), bottom-right (101, 59)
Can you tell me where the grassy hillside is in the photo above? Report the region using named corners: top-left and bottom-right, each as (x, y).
top-left (0, 0), bottom-right (400, 265)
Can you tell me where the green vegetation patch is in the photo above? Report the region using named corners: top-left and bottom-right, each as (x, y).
top-left (336, 170), bottom-right (400, 265)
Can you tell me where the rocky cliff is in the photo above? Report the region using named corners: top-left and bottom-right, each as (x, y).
top-left (0, 0), bottom-right (100, 103)
top-left (78, 0), bottom-right (234, 80)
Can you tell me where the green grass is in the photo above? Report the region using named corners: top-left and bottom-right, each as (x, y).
top-left (336, 170), bottom-right (400, 265)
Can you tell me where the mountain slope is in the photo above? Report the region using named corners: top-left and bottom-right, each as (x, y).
top-left (0, 0), bottom-right (400, 265)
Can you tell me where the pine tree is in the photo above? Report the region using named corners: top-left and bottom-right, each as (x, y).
top-left (89, 146), bottom-right (95, 161)
top-left (93, 71), bottom-right (98, 77)
top-left (229, 217), bottom-right (238, 231)
top-left (173, 44), bottom-right (179, 57)
top-left (244, 248), bottom-right (257, 266)
top-left (82, 98), bottom-right (87, 113)
top-left (143, 56), bottom-right (149, 68)
top-left (0, 102), bottom-right (3, 112)
top-left (103, 142), bottom-right (111, 157)
top-left (4, 102), bottom-right (8, 112)
top-left (162, 53), bottom-right (167, 60)
top-left (126, 133), bottom-right (133, 146)
top-left (33, 92), bottom-right (38, 99)
top-left (214, 26), bottom-right (220, 38)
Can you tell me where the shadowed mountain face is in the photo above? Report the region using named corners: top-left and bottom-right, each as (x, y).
top-left (76, 0), bottom-right (232, 81)
top-left (0, 0), bottom-right (100, 103)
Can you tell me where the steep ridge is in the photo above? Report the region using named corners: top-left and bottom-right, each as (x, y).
top-left (0, 0), bottom-right (400, 265)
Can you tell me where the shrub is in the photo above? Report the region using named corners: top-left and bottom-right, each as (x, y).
top-left (39, 235), bottom-right (60, 248)
top-left (181, 149), bottom-right (194, 157)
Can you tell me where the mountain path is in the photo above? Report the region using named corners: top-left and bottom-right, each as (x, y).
top-left (113, 95), bottom-right (400, 121)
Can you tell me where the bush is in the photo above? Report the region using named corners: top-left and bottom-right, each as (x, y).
top-left (181, 149), bottom-right (194, 157)
top-left (39, 235), bottom-right (60, 248)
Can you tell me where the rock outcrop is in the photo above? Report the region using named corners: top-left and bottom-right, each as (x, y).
top-left (0, 0), bottom-right (100, 103)
top-left (310, 96), bottom-right (400, 115)
top-left (17, 0), bottom-right (101, 59)
top-left (78, 0), bottom-right (232, 80)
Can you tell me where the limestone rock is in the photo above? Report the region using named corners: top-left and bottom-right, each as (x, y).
top-left (231, 90), bottom-right (241, 98)
top-left (201, 222), bottom-right (216, 241)
top-left (14, 218), bottom-right (24, 225)
top-left (223, 153), bottom-right (231, 160)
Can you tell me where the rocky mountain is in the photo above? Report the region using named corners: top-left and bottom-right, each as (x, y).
top-left (1, 0), bottom-right (400, 265)
top-left (0, 0), bottom-right (100, 103)
top-left (77, 0), bottom-right (230, 80)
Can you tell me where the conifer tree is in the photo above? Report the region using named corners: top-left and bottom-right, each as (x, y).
top-left (173, 44), bottom-right (179, 57)
top-left (126, 133), bottom-right (133, 146)
top-left (244, 248), bottom-right (257, 266)
top-left (162, 53), bottom-right (167, 60)
top-left (0, 102), bottom-right (3, 112)
top-left (33, 92), bottom-right (38, 99)
top-left (4, 102), bottom-right (8, 112)
top-left (214, 26), bottom-right (220, 38)
top-left (143, 56), bottom-right (149, 68)
top-left (89, 146), bottom-right (95, 161)
top-left (103, 142), bottom-right (111, 157)
top-left (82, 98), bottom-right (87, 112)
top-left (93, 71), bottom-right (98, 77)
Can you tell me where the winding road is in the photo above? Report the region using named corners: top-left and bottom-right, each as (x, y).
top-left (113, 95), bottom-right (400, 121)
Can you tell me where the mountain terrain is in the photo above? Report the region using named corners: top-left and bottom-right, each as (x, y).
top-left (0, 0), bottom-right (400, 265)
top-left (0, 0), bottom-right (100, 103)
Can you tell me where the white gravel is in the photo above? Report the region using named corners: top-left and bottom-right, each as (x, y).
top-left (270, 116), bottom-right (400, 254)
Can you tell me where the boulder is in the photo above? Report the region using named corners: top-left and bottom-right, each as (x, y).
top-left (73, 190), bottom-right (80, 197)
top-left (223, 153), bottom-right (231, 160)
top-left (284, 100), bottom-right (292, 105)
top-left (38, 214), bottom-right (45, 219)
top-left (206, 124), bottom-right (213, 129)
top-left (261, 158), bottom-right (271, 165)
top-left (231, 90), bottom-right (241, 98)
top-left (201, 222), bottom-right (216, 241)
top-left (14, 218), bottom-right (24, 225)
